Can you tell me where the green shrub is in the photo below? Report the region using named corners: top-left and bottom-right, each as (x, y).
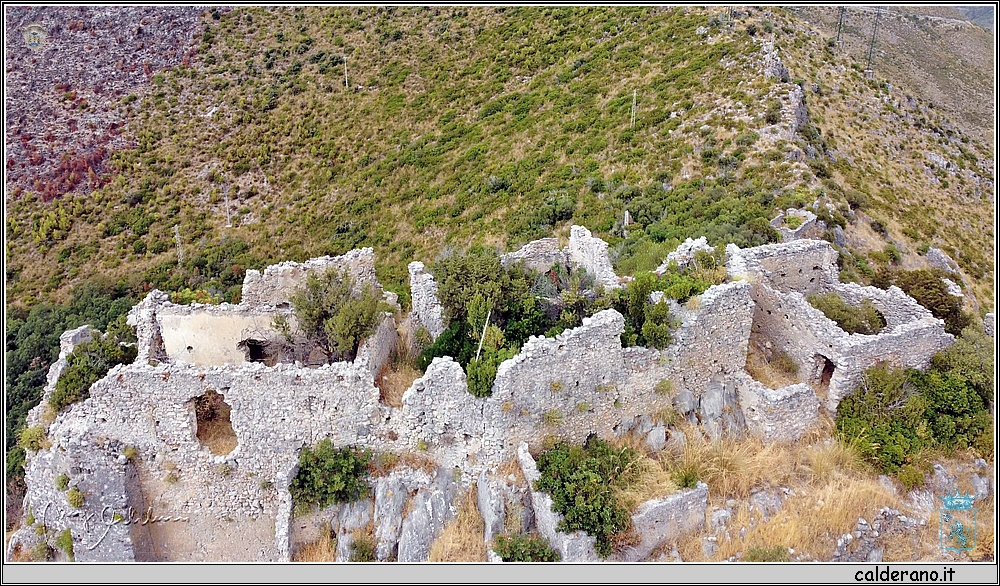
top-left (655, 379), bottom-right (673, 396)
top-left (745, 545), bottom-right (790, 562)
top-left (348, 532), bottom-right (377, 562)
top-left (897, 464), bottom-right (926, 490)
top-left (18, 426), bottom-right (49, 452)
top-left (55, 528), bottom-right (74, 561)
top-left (671, 464), bottom-right (700, 489)
top-left (66, 486), bottom-right (84, 509)
top-left (807, 293), bottom-right (885, 335)
top-left (33, 541), bottom-right (53, 561)
top-left (493, 534), bottom-right (561, 562)
top-left (290, 268), bottom-right (392, 361)
top-left (55, 474), bottom-right (70, 491)
top-left (50, 332), bottom-right (138, 413)
top-left (290, 439), bottom-right (371, 509)
top-left (535, 437), bottom-right (638, 557)
top-left (892, 269), bottom-right (971, 335)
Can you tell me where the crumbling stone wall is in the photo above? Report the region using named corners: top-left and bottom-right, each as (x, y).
top-left (500, 238), bottom-right (568, 274)
top-left (568, 225), bottom-right (620, 289)
top-left (8, 442), bottom-right (139, 562)
top-left (241, 248), bottom-right (378, 308)
top-left (407, 261), bottom-right (445, 340)
top-left (483, 310), bottom-right (628, 457)
top-left (654, 236), bottom-right (715, 273)
top-left (26, 324), bottom-right (95, 428)
top-left (770, 208), bottom-right (819, 242)
top-left (727, 240), bottom-right (840, 295)
top-left (738, 378), bottom-right (819, 441)
top-left (155, 302), bottom-right (294, 367)
top-left (739, 240), bottom-right (954, 411)
top-left (355, 314), bottom-right (398, 380)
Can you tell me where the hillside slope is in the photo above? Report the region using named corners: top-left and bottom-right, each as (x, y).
top-left (6, 6), bottom-right (993, 310)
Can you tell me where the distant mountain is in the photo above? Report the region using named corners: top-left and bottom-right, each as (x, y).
top-left (954, 6), bottom-right (995, 32)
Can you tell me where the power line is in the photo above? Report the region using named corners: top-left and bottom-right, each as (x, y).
top-left (865, 6), bottom-right (882, 71)
top-left (836, 6), bottom-right (845, 46)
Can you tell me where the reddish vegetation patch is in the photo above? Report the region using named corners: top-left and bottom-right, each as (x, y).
top-left (4, 6), bottom-right (203, 202)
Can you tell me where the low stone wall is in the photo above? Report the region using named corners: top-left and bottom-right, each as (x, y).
top-left (654, 237), bottom-right (716, 273)
top-left (241, 248), bottom-right (377, 308)
top-left (738, 378), bottom-right (819, 441)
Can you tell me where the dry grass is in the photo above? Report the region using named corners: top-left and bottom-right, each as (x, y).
top-left (428, 487), bottom-right (487, 562)
top-left (497, 457), bottom-right (527, 488)
top-left (607, 436), bottom-right (679, 509)
top-left (744, 340), bottom-right (800, 390)
top-left (292, 522), bottom-right (337, 562)
top-left (194, 392), bottom-right (237, 456)
top-left (377, 326), bottom-right (422, 408)
top-left (680, 471), bottom-right (899, 561)
top-left (378, 362), bottom-right (421, 408)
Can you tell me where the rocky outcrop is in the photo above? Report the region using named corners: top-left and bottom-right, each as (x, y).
top-left (618, 482), bottom-right (709, 561)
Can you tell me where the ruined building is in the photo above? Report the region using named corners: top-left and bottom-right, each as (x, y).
top-left (7, 226), bottom-right (953, 562)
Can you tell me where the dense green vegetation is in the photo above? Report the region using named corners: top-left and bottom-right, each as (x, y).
top-left (493, 534), bottom-right (561, 562)
top-left (534, 436), bottom-right (639, 558)
top-left (416, 248), bottom-right (715, 396)
top-left (289, 439), bottom-right (371, 511)
top-left (891, 269), bottom-right (971, 335)
top-left (289, 268), bottom-right (393, 361)
top-left (836, 326), bottom-right (993, 479)
top-left (49, 319), bottom-right (138, 413)
top-left (807, 293), bottom-right (886, 335)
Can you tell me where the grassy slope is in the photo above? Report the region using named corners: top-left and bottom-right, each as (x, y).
top-left (5, 6), bottom-right (993, 312)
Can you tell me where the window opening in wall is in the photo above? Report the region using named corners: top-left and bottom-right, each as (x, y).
top-left (192, 389), bottom-right (237, 456)
top-left (813, 354), bottom-right (836, 396)
top-left (239, 338), bottom-right (280, 366)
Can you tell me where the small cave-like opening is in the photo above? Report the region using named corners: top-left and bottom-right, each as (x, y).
top-left (193, 389), bottom-right (237, 456)
top-left (239, 338), bottom-right (281, 366)
top-left (812, 354), bottom-right (836, 398)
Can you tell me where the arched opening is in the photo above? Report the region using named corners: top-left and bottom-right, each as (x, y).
top-left (193, 389), bottom-right (237, 456)
top-left (812, 354), bottom-right (836, 398)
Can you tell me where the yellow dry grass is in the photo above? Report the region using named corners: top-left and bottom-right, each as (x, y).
top-left (196, 414), bottom-right (238, 456)
top-left (428, 487), bottom-right (487, 562)
top-left (292, 522), bottom-right (337, 562)
top-left (377, 326), bottom-right (422, 408)
top-left (678, 465), bottom-right (898, 561)
top-left (744, 342), bottom-right (800, 390)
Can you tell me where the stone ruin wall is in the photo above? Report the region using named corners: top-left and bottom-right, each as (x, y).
top-left (731, 240), bottom-right (954, 411)
top-left (155, 303), bottom-right (295, 367)
top-left (12, 230), bottom-right (957, 562)
top-left (241, 248), bottom-right (378, 309)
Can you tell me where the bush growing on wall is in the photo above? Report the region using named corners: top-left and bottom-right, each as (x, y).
top-left (290, 268), bottom-right (392, 361)
top-left (49, 321), bottom-right (138, 413)
top-left (534, 436), bottom-right (639, 558)
top-left (290, 439), bottom-right (371, 510)
top-left (807, 293), bottom-right (885, 335)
